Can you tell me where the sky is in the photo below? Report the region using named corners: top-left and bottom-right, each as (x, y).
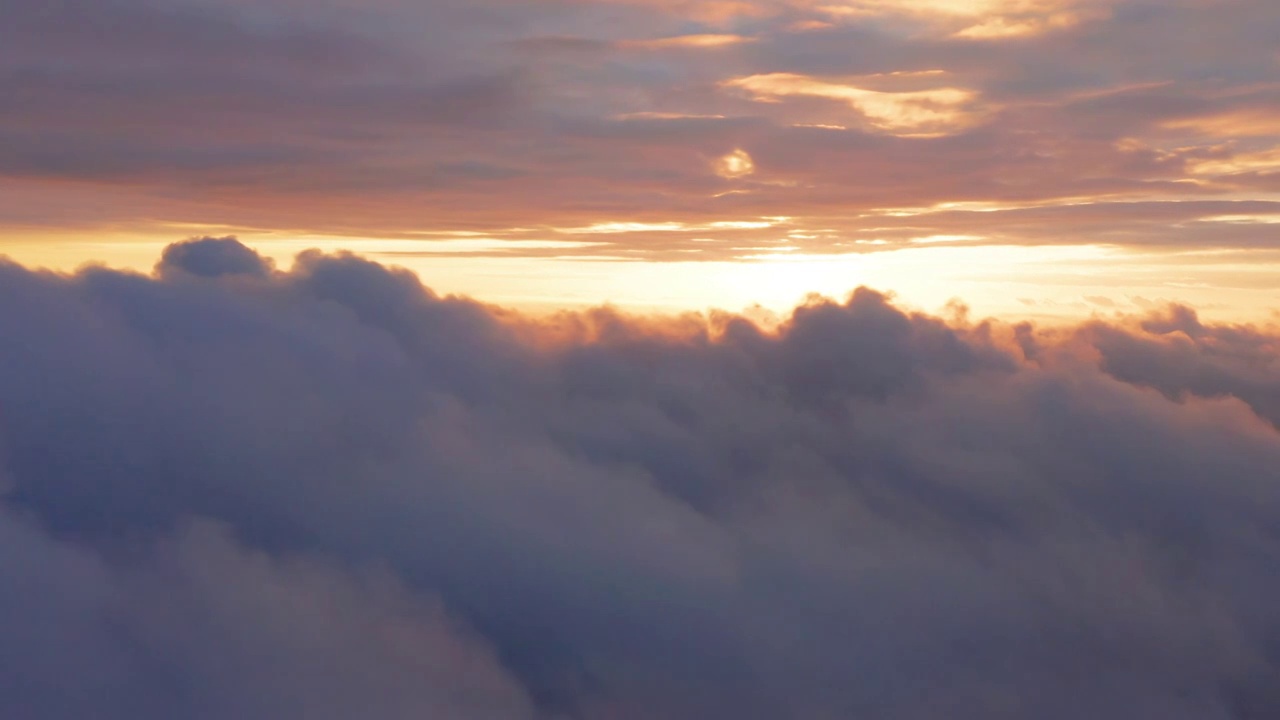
top-left (3, 0), bottom-right (1280, 318)
top-left (5, 3), bottom-right (1280, 718)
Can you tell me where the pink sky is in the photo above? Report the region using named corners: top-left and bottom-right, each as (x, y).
top-left (6, 5), bottom-right (1280, 713)
top-left (3, 0), bottom-right (1279, 319)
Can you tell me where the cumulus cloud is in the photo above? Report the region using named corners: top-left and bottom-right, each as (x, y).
top-left (0, 512), bottom-right (534, 720)
top-left (2, 237), bottom-right (1280, 718)
top-left (158, 236), bottom-right (275, 278)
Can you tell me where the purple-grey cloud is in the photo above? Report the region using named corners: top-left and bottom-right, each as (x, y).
top-left (2, 237), bottom-right (1280, 718)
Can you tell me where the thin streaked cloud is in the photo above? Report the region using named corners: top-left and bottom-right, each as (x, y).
top-left (0, 0), bottom-right (1278, 312)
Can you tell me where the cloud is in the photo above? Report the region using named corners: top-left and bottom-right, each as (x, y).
top-left (0, 511), bottom-right (535, 720)
top-left (810, 0), bottom-right (1109, 38)
top-left (1076, 305), bottom-right (1280, 427)
top-left (3, 238), bottom-right (1280, 718)
top-left (2, 0), bottom-right (1280, 261)
top-left (620, 33), bottom-right (756, 49)
top-left (157, 236), bottom-right (275, 278)
top-left (724, 72), bottom-right (983, 136)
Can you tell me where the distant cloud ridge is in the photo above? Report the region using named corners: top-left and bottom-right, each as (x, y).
top-left (1, 240), bottom-right (1279, 718)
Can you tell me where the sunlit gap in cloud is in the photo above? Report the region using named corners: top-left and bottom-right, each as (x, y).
top-left (714, 148), bottom-right (756, 179)
top-left (7, 226), bottom-right (1280, 324)
top-left (279, 242), bottom-right (1264, 324)
top-left (385, 243), bottom-right (1280, 324)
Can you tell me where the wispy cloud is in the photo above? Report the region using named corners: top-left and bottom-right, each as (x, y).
top-left (0, 0), bottom-right (1278, 299)
top-left (724, 72), bottom-right (983, 135)
top-left (620, 33), bottom-right (756, 49)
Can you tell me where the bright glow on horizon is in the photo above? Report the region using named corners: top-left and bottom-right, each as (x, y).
top-left (8, 233), bottom-right (1280, 325)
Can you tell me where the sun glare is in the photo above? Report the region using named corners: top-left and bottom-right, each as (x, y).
top-left (715, 149), bottom-right (756, 179)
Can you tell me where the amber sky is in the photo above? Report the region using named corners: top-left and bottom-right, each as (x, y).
top-left (3, 0), bottom-right (1279, 318)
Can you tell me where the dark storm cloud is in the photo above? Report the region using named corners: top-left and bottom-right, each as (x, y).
top-left (3, 237), bottom-right (1280, 718)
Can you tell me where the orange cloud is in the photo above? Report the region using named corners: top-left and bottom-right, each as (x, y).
top-left (1190, 146), bottom-right (1280, 176)
top-left (714, 149), bottom-right (757, 179)
top-left (724, 73), bottom-right (984, 135)
top-left (621, 33), bottom-right (755, 49)
top-left (1165, 110), bottom-right (1280, 138)
top-left (811, 0), bottom-right (1107, 37)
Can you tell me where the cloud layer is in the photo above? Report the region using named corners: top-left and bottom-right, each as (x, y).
top-left (2, 0), bottom-right (1279, 260)
top-left (3, 237), bottom-right (1280, 718)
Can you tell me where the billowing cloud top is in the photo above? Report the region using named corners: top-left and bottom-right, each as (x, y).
top-left (3, 238), bottom-right (1280, 718)
top-left (2, 0), bottom-right (1280, 263)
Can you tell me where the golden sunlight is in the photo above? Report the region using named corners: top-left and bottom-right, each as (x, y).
top-left (714, 149), bottom-right (757, 179)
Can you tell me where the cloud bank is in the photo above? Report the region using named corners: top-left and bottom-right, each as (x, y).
top-left (1, 237), bottom-right (1279, 718)
top-left (2, 0), bottom-right (1279, 258)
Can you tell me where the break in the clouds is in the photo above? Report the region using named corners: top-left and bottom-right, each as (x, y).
top-left (2, 0), bottom-right (1279, 259)
top-left (3, 237), bottom-right (1280, 718)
